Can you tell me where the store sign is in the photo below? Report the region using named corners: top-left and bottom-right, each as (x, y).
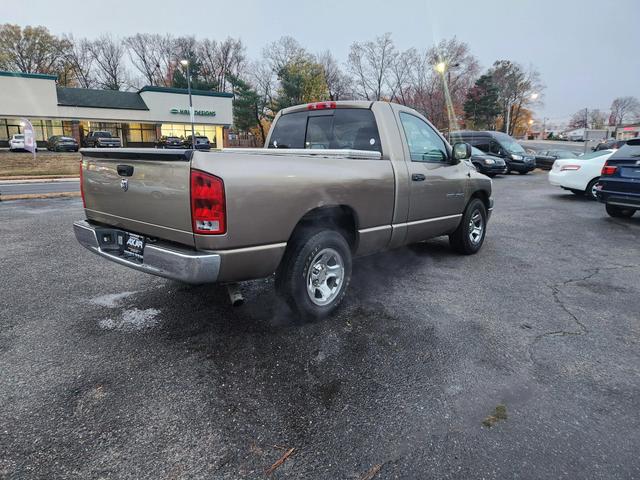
top-left (170, 108), bottom-right (216, 117)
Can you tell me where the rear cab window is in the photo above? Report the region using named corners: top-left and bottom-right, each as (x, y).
top-left (269, 108), bottom-right (381, 153)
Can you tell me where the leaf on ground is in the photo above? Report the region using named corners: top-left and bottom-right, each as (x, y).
top-left (482, 404), bottom-right (508, 427)
top-left (359, 463), bottom-right (382, 480)
top-left (265, 447), bottom-right (295, 476)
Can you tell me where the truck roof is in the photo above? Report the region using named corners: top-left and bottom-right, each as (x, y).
top-left (280, 100), bottom-right (376, 115)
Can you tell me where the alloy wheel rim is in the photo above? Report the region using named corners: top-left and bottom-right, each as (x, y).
top-left (590, 183), bottom-right (598, 199)
top-left (306, 248), bottom-right (344, 306)
top-left (468, 210), bottom-right (484, 244)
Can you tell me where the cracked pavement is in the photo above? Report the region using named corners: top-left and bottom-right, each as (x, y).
top-left (1, 171), bottom-right (639, 479)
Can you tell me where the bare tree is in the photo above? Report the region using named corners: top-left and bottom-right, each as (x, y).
top-left (610, 96), bottom-right (640, 125)
top-left (0, 24), bottom-right (70, 74)
top-left (316, 51), bottom-right (352, 100)
top-left (199, 37), bottom-right (246, 92)
top-left (569, 109), bottom-right (588, 129)
top-left (63, 35), bottom-right (95, 88)
top-left (262, 36), bottom-right (307, 73)
top-left (388, 48), bottom-right (420, 106)
top-left (347, 33), bottom-right (396, 100)
top-left (589, 109), bottom-right (607, 129)
top-left (86, 35), bottom-right (128, 90)
top-left (124, 33), bottom-right (166, 86)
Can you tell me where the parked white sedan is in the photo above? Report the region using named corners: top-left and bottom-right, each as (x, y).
top-left (548, 149), bottom-right (615, 200)
top-left (8, 134), bottom-right (25, 152)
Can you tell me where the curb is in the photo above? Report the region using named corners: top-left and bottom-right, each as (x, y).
top-left (0, 192), bottom-right (81, 202)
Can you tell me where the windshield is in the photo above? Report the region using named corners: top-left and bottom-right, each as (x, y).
top-left (94, 132), bottom-right (111, 138)
top-left (471, 147), bottom-right (487, 156)
top-left (14, 135), bottom-right (24, 139)
top-left (502, 139), bottom-right (526, 154)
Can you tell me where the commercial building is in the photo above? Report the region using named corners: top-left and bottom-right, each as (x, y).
top-left (0, 71), bottom-right (233, 148)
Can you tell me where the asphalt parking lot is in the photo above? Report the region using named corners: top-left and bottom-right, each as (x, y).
top-left (1, 171), bottom-right (639, 479)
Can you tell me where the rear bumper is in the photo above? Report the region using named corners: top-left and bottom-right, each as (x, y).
top-left (73, 220), bottom-right (220, 284)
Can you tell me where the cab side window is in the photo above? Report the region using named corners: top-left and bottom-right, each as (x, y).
top-left (399, 112), bottom-right (448, 163)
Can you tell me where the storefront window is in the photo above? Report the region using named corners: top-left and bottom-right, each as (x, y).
top-left (161, 123), bottom-right (217, 144)
top-left (126, 123), bottom-right (157, 144)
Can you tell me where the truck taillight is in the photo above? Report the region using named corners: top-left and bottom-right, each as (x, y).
top-left (307, 101), bottom-right (336, 110)
top-left (79, 160), bottom-right (86, 207)
top-left (190, 169), bottom-right (226, 235)
top-left (601, 163), bottom-right (617, 176)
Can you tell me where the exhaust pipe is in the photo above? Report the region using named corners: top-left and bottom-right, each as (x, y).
top-left (226, 283), bottom-right (244, 307)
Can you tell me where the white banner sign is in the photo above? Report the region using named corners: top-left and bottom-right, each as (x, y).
top-left (21, 118), bottom-right (36, 155)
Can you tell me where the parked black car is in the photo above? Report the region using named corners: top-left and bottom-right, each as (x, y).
top-left (451, 130), bottom-right (535, 174)
top-left (534, 149), bottom-right (578, 170)
top-left (593, 139), bottom-right (626, 151)
top-left (83, 131), bottom-right (121, 148)
top-left (596, 138), bottom-right (640, 218)
top-left (184, 135), bottom-right (211, 150)
top-left (469, 147), bottom-right (507, 176)
top-left (155, 136), bottom-right (185, 149)
top-left (47, 135), bottom-right (79, 152)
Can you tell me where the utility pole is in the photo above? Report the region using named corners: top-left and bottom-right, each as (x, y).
top-left (584, 107), bottom-right (589, 154)
top-left (181, 59), bottom-right (196, 150)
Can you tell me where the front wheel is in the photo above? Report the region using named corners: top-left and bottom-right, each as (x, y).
top-left (276, 229), bottom-right (352, 319)
top-left (449, 198), bottom-right (487, 255)
top-left (606, 204), bottom-right (636, 218)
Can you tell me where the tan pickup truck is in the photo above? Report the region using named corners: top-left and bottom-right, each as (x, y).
top-left (74, 101), bottom-right (493, 317)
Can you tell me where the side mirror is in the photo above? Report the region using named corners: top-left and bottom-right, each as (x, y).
top-left (452, 142), bottom-right (472, 162)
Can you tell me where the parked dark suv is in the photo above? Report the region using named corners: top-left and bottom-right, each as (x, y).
top-left (47, 135), bottom-right (79, 152)
top-left (83, 131), bottom-right (121, 148)
top-left (451, 130), bottom-right (536, 174)
top-left (596, 138), bottom-right (640, 218)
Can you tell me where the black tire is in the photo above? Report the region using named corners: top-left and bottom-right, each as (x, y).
top-left (585, 178), bottom-right (599, 201)
top-left (606, 204), bottom-right (636, 218)
top-left (518, 170), bottom-right (529, 175)
top-left (275, 229), bottom-right (352, 320)
top-left (449, 198), bottom-right (487, 255)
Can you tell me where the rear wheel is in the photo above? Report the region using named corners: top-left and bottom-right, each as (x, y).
top-left (518, 170), bottom-right (529, 175)
top-left (276, 229), bottom-right (352, 319)
top-left (449, 198), bottom-right (487, 255)
top-left (606, 204), bottom-right (636, 218)
top-left (585, 178), bottom-right (599, 200)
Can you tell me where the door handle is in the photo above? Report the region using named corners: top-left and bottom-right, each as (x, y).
top-left (411, 173), bottom-right (426, 181)
top-left (117, 165), bottom-right (134, 177)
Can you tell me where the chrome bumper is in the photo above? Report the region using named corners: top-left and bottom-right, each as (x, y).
top-left (73, 220), bottom-right (220, 284)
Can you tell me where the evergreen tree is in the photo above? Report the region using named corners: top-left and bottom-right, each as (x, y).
top-left (464, 74), bottom-right (501, 129)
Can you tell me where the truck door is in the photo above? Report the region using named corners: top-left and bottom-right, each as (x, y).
top-left (397, 111), bottom-right (468, 244)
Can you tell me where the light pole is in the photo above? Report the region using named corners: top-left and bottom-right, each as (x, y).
top-left (180, 59), bottom-right (196, 150)
top-left (434, 61), bottom-right (460, 137)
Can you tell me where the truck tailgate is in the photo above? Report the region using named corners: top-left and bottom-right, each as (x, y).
top-left (82, 149), bottom-right (195, 247)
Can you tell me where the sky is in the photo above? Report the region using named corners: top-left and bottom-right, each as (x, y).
top-left (3, 0), bottom-right (639, 123)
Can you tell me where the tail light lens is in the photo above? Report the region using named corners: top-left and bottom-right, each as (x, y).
top-left (79, 160), bottom-right (86, 207)
top-left (190, 169), bottom-right (226, 234)
top-left (307, 101), bottom-right (336, 110)
top-left (560, 164), bottom-right (581, 171)
top-left (601, 163), bottom-right (617, 176)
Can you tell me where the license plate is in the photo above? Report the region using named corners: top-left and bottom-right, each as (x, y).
top-left (122, 232), bottom-right (145, 260)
